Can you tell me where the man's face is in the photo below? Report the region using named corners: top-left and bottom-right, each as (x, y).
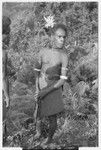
top-left (53, 28), bottom-right (66, 49)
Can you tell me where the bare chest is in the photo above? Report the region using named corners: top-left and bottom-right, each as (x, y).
top-left (42, 50), bottom-right (61, 67)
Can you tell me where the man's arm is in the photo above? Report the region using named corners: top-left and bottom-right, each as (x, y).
top-left (3, 78), bottom-right (10, 107)
top-left (34, 50), bottom-right (43, 98)
top-left (3, 52), bottom-right (10, 107)
top-left (54, 53), bottom-right (68, 88)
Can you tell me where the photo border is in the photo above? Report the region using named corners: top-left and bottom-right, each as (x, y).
top-left (0, 0), bottom-right (100, 150)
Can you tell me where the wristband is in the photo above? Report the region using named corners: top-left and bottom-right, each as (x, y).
top-left (34, 68), bottom-right (41, 72)
top-left (61, 67), bottom-right (68, 71)
top-left (60, 75), bottom-right (67, 80)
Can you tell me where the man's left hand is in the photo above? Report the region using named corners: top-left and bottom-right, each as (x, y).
top-left (38, 85), bottom-right (55, 100)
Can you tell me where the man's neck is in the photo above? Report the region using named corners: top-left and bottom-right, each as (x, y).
top-left (51, 46), bottom-right (63, 52)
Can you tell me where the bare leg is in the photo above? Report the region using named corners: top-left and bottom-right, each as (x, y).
top-left (41, 114), bottom-right (57, 145)
top-left (48, 114), bottom-right (57, 142)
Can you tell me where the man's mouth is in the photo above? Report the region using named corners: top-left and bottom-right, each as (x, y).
top-left (59, 43), bottom-right (64, 46)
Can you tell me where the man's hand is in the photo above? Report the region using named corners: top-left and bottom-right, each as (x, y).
top-left (37, 85), bottom-right (56, 100)
top-left (37, 90), bottom-right (47, 100)
top-left (5, 96), bottom-right (10, 108)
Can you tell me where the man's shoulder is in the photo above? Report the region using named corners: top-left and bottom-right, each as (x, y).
top-left (60, 51), bottom-right (68, 59)
top-left (59, 51), bottom-right (68, 64)
top-left (39, 48), bottom-right (50, 55)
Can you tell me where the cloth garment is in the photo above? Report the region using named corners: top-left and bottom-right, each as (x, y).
top-left (37, 64), bottom-right (64, 119)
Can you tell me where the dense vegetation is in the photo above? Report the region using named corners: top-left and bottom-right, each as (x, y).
top-left (3, 2), bottom-right (98, 149)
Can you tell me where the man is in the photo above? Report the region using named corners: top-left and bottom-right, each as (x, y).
top-left (2, 16), bottom-right (11, 140)
top-left (34, 24), bottom-right (68, 145)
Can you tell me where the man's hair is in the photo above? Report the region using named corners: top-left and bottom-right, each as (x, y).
top-left (52, 23), bottom-right (67, 36)
top-left (2, 16), bottom-right (11, 46)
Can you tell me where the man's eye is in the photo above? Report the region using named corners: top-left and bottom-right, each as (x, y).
top-left (58, 36), bottom-right (66, 39)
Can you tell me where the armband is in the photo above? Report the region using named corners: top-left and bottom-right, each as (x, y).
top-left (60, 75), bottom-right (67, 80)
top-left (61, 67), bottom-right (68, 71)
top-left (34, 68), bottom-right (41, 72)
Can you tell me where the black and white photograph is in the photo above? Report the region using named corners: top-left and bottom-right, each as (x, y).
top-left (1, 1), bottom-right (99, 150)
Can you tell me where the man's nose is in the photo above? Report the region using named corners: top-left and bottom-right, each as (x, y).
top-left (61, 37), bottom-right (64, 42)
